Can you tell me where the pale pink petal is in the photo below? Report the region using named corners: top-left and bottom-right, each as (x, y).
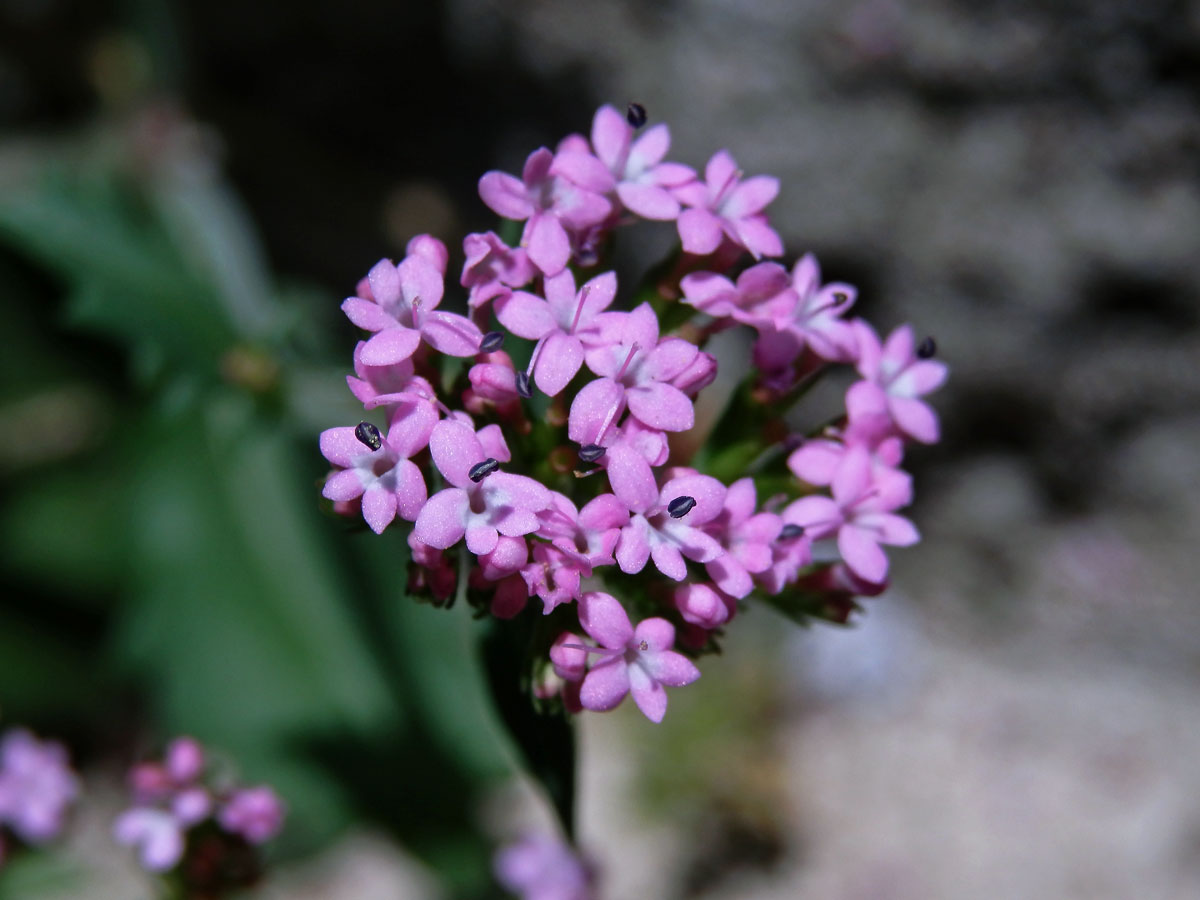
top-left (466, 522), bottom-right (500, 555)
top-left (552, 149), bottom-right (614, 194)
top-left (722, 175), bottom-right (779, 218)
top-left (606, 442), bottom-right (658, 513)
top-left (568, 377), bottom-right (625, 446)
top-left (322, 468), bottom-right (365, 502)
top-left (629, 123), bottom-right (670, 168)
top-left (391, 459), bottom-right (427, 521)
top-left (632, 617), bottom-right (674, 652)
top-left (414, 488), bottom-right (469, 548)
top-left (475, 424), bottom-right (511, 462)
top-left (575, 271), bottom-right (618, 322)
top-left (660, 473), bottom-right (726, 522)
top-left (496, 291), bottom-right (557, 340)
top-left (645, 648), bottom-right (701, 687)
top-left (645, 338), bottom-right (699, 382)
top-left (680, 271), bottom-right (735, 309)
top-left (675, 583), bottom-right (730, 628)
top-left (889, 396), bottom-right (940, 443)
top-left (535, 332), bottom-right (584, 397)
top-left (341, 297), bottom-right (395, 332)
top-left (616, 516), bottom-right (652, 573)
top-left (487, 472), bottom-right (551, 515)
top-left (421, 311), bottom-right (482, 357)
top-left (831, 444), bottom-right (873, 506)
top-left (406, 234), bottom-right (449, 275)
top-left (578, 493), bottom-right (629, 531)
top-left (784, 495), bottom-right (842, 538)
top-left (366, 258), bottom-right (401, 306)
top-left (525, 212), bottom-right (571, 275)
top-left (677, 208), bottom-right (723, 255)
top-left (706, 554), bottom-right (754, 598)
top-left (704, 150), bottom-right (738, 194)
top-left (627, 382), bottom-right (694, 432)
top-left (894, 359), bottom-right (948, 396)
top-left (522, 147), bottom-right (555, 185)
top-left (319, 426), bottom-right (369, 468)
top-left (787, 440), bottom-right (843, 486)
top-left (579, 659), bottom-right (630, 712)
top-left (385, 401), bottom-right (438, 458)
top-left (360, 327), bottom-right (422, 366)
top-left (650, 541), bottom-right (687, 580)
top-left (591, 105), bottom-right (630, 171)
top-left (724, 478), bottom-right (757, 523)
top-left (668, 525), bottom-right (725, 563)
top-left (362, 484), bottom-right (398, 534)
top-left (653, 161), bottom-right (696, 188)
top-left (858, 512), bottom-right (921, 546)
top-left (479, 171), bottom-right (534, 220)
top-left (731, 215), bottom-right (784, 259)
top-left (882, 324), bottom-right (915, 369)
top-left (430, 420), bottom-right (485, 489)
top-left (577, 591), bottom-right (633, 648)
top-left (629, 670), bottom-right (668, 723)
top-left (838, 525), bottom-right (889, 583)
top-left (397, 256), bottom-right (444, 309)
top-left (616, 183), bottom-right (680, 220)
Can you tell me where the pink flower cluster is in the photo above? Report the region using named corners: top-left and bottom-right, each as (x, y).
top-left (321, 104), bottom-right (945, 724)
top-left (494, 832), bottom-right (595, 900)
top-left (114, 736), bottom-right (284, 873)
top-left (0, 728), bottom-right (78, 864)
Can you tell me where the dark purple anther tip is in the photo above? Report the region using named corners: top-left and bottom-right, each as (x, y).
top-left (480, 331), bottom-right (504, 353)
top-left (780, 523), bottom-right (805, 540)
top-left (468, 458), bottom-right (500, 482)
top-left (626, 102), bottom-right (647, 128)
top-left (515, 371), bottom-right (533, 398)
top-left (578, 444), bottom-right (606, 463)
top-left (833, 291), bottom-right (848, 303)
top-left (917, 336), bottom-right (937, 359)
top-left (667, 495), bottom-right (696, 518)
top-left (354, 421), bottom-right (383, 451)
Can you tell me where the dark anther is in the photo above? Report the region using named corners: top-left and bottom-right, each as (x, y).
top-left (515, 371), bottom-right (533, 398)
top-left (780, 523), bottom-right (805, 540)
top-left (626, 102), bottom-right (647, 128)
top-left (833, 291), bottom-right (848, 303)
top-left (667, 495), bottom-right (696, 518)
top-left (469, 458), bottom-right (500, 482)
top-left (579, 443), bottom-right (606, 463)
top-left (480, 331), bottom-right (504, 353)
top-left (917, 336), bottom-right (937, 359)
top-left (354, 421), bottom-right (383, 451)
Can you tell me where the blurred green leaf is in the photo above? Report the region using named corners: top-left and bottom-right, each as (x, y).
top-left (0, 851), bottom-right (84, 900)
top-left (114, 390), bottom-right (399, 850)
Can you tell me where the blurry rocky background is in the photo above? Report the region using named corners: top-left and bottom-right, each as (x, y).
top-left (1, 0), bottom-right (1198, 897)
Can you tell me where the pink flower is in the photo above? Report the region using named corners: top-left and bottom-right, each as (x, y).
top-left (460, 231), bottom-right (536, 312)
top-left (494, 833), bottom-right (595, 900)
top-left (113, 808), bottom-right (184, 872)
top-left (218, 786), bottom-right (286, 844)
top-left (496, 270), bottom-right (618, 396)
top-left (478, 148), bottom-right (612, 276)
top-left (679, 262), bottom-right (797, 330)
top-left (0, 729), bottom-right (78, 845)
top-left (568, 304), bottom-right (699, 443)
top-left (673, 150), bottom-right (783, 259)
top-left (702, 477), bottom-right (783, 598)
top-left (555, 104), bottom-right (696, 221)
top-left (320, 400), bottom-right (438, 534)
top-left (783, 444), bottom-right (920, 583)
top-left (575, 592), bottom-right (700, 723)
top-left (852, 322), bottom-right (948, 444)
top-left (343, 253), bottom-right (482, 366)
top-left (414, 420), bottom-right (551, 555)
top-left (345, 341), bottom-right (438, 413)
top-left (752, 254), bottom-right (860, 374)
top-left (605, 455), bottom-right (727, 581)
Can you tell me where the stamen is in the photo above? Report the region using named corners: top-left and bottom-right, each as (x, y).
top-left (578, 443), bottom-right (606, 463)
top-left (479, 331), bottom-right (504, 353)
top-left (411, 296), bottom-right (422, 329)
top-left (626, 102), bottom-right (647, 128)
top-left (354, 422), bottom-right (383, 451)
top-left (569, 284), bottom-right (592, 334)
top-left (780, 523), bottom-right (805, 540)
top-left (638, 639), bottom-right (648, 651)
top-left (562, 641), bottom-right (622, 658)
top-left (668, 495), bottom-right (696, 518)
top-left (593, 394), bottom-right (624, 445)
top-left (515, 371), bottom-right (533, 399)
top-left (614, 342), bottom-right (640, 382)
top-left (468, 458), bottom-right (500, 482)
top-left (917, 336), bottom-right (937, 359)
top-left (832, 291), bottom-right (848, 303)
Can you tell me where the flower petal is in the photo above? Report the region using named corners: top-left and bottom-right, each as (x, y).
top-left (360, 327), bottom-right (422, 366)
top-left (577, 591), bottom-right (633, 648)
top-left (414, 488), bottom-right (469, 548)
top-left (579, 658), bottom-right (630, 712)
top-left (627, 382), bottom-right (694, 432)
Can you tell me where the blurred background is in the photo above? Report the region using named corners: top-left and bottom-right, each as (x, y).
top-left (1, 0), bottom-right (1199, 897)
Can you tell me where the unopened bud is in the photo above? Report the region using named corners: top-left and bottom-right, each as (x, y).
top-left (469, 458), bottom-right (500, 482)
top-left (578, 444), bottom-right (606, 463)
top-left (626, 102), bottom-right (647, 128)
top-left (354, 421), bottom-right (383, 451)
top-left (668, 495), bottom-right (696, 518)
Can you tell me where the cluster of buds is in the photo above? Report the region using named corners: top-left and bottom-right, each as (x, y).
top-left (114, 737), bottom-right (284, 891)
top-left (320, 103), bottom-right (945, 723)
top-left (0, 728), bottom-right (79, 867)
